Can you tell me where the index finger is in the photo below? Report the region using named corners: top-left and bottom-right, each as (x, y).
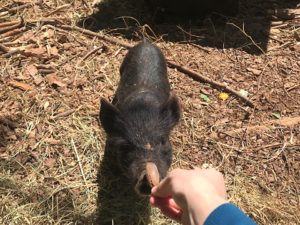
top-left (151, 169), bottom-right (185, 198)
top-left (151, 176), bottom-right (172, 198)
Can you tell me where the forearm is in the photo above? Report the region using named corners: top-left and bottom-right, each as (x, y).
top-left (186, 193), bottom-right (227, 225)
top-left (203, 203), bottom-right (258, 225)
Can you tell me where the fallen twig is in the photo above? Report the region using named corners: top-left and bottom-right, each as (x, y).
top-left (57, 52), bottom-right (81, 67)
top-left (81, 46), bottom-right (103, 60)
top-left (264, 142), bottom-right (287, 162)
top-left (53, 109), bottom-right (75, 119)
top-left (167, 61), bottom-right (255, 107)
top-left (227, 22), bottom-right (265, 54)
top-left (268, 8), bottom-right (300, 20)
top-left (0, 27), bottom-right (26, 39)
top-left (71, 139), bottom-right (88, 185)
top-left (0, 21), bottom-right (20, 28)
top-left (224, 116), bottom-right (300, 136)
top-left (1, 49), bottom-right (21, 58)
top-left (268, 41), bottom-right (292, 51)
top-left (38, 69), bottom-right (56, 74)
top-left (0, 116), bottom-right (19, 129)
top-left (59, 24), bottom-right (134, 49)
top-left (0, 18), bottom-right (23, 35)
top-left (0, 0), bottom-right (42, 17)
top-left (0, 43), bottom-right (10, 53)
top-left (0, 44), bottom-right (22, 58)
top-left (43, 4), bottom-right (70, 17)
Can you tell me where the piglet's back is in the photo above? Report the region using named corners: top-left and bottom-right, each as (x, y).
top-left (117, 40), bottom-right (170, 103)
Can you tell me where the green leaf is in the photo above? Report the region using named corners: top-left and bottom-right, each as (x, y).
top-left (200, 94), bottom-right (210, 102)
top-left (272, 113), bottom-right (281, 119)
top-left (239, 89), bottom-right (249, 97)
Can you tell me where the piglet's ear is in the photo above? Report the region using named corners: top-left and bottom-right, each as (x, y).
top-left (100, 98), bottom-right (120, 135)
top-left (160, 93), bottom-right (181, 129)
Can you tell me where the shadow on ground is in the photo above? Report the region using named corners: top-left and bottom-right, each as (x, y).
top-left (0, 116), bottom-right (93, 224)
top-left (0, 116), bottom-right (20, 151)
top-left (95, 140), bottom-right (151, 225)
top-left (78, 0), bottom-right (298, 55)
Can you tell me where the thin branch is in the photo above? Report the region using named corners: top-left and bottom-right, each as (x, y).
top-left (227, 22), bottom-right (265, 54)
top-left (0, 27), bottom-right (26, 39)
top-left (0, 18), bottom-right (23, 35)
top-left (0, 21), bottom-right (20, 28)
top-left (82, 46), bottom-right (103, 60)
top-left (71, 139), bottom-right (87, 185)
top-left (167, 61), bottom-right (255, 107)
top-left (43, 4), bottom-right (70, 17)
top-left (59, 24), bottom-right (134, 49)
top-left (52, 109), bottom-right (75, 119)
top-left (0, 0), bottom-right (42, 17)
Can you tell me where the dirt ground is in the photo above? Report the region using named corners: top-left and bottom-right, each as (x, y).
top-left (0, 0), bottom-right (299, 224)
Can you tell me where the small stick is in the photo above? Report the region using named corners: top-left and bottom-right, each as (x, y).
top-left (268, 41), bottom-right (292, 51)
top-left (264, 142), bottom-right (287, 162)
top-left (0, 116), bottom-right (19, 129)
top-left (0, 0), bottom-right (42, 17)
top-left (0, 27), bottom-right (26, 39)
top-left (0, 21), bottom-right (19, 28)
top-left (53, 109), bottom-right (75, 118)
top-left (287, 84), bottom-right (300, 92)
top-left (81, 46), bottom-right (103, 60)
top-left (59, 24), bottom-right (134, 49)
top-left (71, 139), bottom-right (87, 185)
top-left (0, 18), bottom-right (23, 35)
top-left (38, 69), bottom-right (56, 74)
top-left (112, 47), bottom-right (124, 57)
top-left (190, 43), bottom-right (211, 53)
top-left (271, 23), bottom-right (288, 29)
top-left (43, 4), bottom-right (70, 17)
top-left (1, 49), bottom-right (21, 58)
top-left (0, 43), bottom-right (10, 53)
top-left (57, 53), bottom-right (80, 67)
top-left (227, 22), bottom-right (265, 54)
top-left (268, 35), bottom-right (284, 44)
top-left (27, 18), bottom-right (64, 25)
top-left (167, 61), bottom-right (255, 107)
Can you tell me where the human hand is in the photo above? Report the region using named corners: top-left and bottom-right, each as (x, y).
top-left (150, 168), bottom-right (228, 225)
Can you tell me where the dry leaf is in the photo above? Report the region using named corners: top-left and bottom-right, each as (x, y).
top-left (74, 77), bottom-right (87, 87)
top-left (270, 28), bottom-right (280, 34)
top-left (64, 64), bottom-right (73, 73)
top-left (43, 29), bottom-right (54, 39)
top-left (247, 67), bottom-right (261, 76)
top-left (34, 77), bottom-right (44, 85)
top-left (44, 138), bottom-right (61, 145)
top-left (27, 65), bottom-right (38, 76)
top-left (63, 43), bottom-right (72, 50)
top-left (50, 46), bottom-right (58, 56)
top-left (15, 75), bottom-right (31, 81)
top-left (8, 81), bottom-right (31, 91)
top-left (18, 31), bottom-right (35, 42)
top-left (24, 47), bottom-right (46, 57)
top-left (45, 73), bottom-right (67, 87)
top-left (44, 158), bottom-right (56, 168)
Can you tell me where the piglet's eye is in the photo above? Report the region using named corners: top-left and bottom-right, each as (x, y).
top-left (160, 138), bottom-right (166, 145)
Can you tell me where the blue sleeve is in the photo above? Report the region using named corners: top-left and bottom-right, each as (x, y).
top-left (203, 203), bottom-right (257, 225)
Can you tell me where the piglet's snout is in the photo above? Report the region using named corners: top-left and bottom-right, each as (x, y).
top-left (146, 162), bottom-right (160, 188)
top-left (136, 162), bottom-right (160, 196)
